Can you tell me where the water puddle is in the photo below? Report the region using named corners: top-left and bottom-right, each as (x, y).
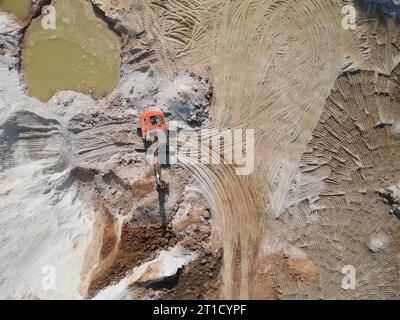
top-left (0, 0), bottom-right (32, 20)
top-left (22, 0), bottom-right (121, 102)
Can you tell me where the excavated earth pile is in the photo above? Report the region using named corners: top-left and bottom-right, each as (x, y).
top-left (1, 0), bottom-right (400, 300)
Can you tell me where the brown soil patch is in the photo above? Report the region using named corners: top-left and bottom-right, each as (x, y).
top-left (174, 213), bottom-right (204, 232)
top-left (99, 208), bottom-right (118, 259)
top-left (88, 222), bottom-right (178, 297)
top-left (251, 268), bottom-right (281, 300)
top-left (251, 248), bottom-right (317, 300)
top-left (159, 250), bottom-right (222, 300)
top-left (132, 175), bottom-right (155, 200)
top-left (287, 259), bottom-right (316, 282)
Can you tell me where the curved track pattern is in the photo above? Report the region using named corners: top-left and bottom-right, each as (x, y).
top-left (141, 0), bottom-right (400, 298)
top-left (273, 67), bottom-right (400, 299)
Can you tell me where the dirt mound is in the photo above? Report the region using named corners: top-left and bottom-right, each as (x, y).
top-left (159, 250), bottom-right (222, 300)
top-left (88, 222), bottom-right (178, 297)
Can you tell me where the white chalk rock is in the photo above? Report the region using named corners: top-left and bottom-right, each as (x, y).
top-left (368, 231), bottom-right (390, 253)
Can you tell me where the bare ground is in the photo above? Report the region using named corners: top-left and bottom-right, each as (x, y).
top-left (2, 0), bottom-right (400, 300)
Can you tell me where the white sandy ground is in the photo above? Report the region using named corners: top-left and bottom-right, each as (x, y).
top-left (0, 163), bottom-right (94, 299)
top-left (117, 70), bottom-right (208, 125)
top-left (0, 13), bottom-right (97, 299)
top-left (0, 15), bottom-right (34, 119)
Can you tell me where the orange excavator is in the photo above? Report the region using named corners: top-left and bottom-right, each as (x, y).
top-left (137, 111), bottom-right (168, 147)
top-left (137, 111), bottom-right (169, 191)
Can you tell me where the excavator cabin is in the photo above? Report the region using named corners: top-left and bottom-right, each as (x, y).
top-left (138, 111), bottom-right (167, 142)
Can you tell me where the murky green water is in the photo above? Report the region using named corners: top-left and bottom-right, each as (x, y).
top-left (22, 0), bottom-right (121, 102)
top-left (0, 0), bottom-right (32, 20)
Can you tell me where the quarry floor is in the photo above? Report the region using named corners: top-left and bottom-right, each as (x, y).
top-left (1, 0), bottom-right (400, 300)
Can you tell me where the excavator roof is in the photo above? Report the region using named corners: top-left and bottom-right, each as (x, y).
top-left (140, 110), bottom-right (164, 118)
top-left (138, 111), bottom-right (167, 139)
